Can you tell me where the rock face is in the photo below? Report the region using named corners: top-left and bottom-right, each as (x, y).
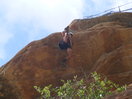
top-left (0, 75), bottom-right (20, 99)
top-left (0, 12), bottom-right (132, 99)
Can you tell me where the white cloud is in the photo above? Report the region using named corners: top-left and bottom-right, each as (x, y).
top-left (0, 27), bottom-right (13, 60)
top-left (0, 0), bottom-right (85, 40)
top-left (0, 0), bottom-right (85, 65)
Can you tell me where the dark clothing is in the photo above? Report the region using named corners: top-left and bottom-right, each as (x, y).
top-left (59, 40), bottom-right (71, 50)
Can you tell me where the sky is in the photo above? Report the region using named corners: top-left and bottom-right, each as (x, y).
top-left (0, 0), bottom-right (132, 66)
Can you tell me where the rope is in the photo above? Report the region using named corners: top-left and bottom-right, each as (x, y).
top-left (122, 8), bottom-right (132, 12)
top-left (84, 2), bottom-right (132, 19)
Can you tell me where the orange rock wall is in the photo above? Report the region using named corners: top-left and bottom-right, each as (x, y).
top-left (1, 13), bottom-right (132, 99)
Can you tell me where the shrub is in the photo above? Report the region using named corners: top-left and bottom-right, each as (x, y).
top-left (34, 72), bottom-right (126, 99)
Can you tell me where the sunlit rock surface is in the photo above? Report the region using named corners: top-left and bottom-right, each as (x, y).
top-left (0, 12), bottom-right (132, 99)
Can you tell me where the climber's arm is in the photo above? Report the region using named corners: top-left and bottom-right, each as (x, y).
top-left (61, 30), bottom-right (66, 37)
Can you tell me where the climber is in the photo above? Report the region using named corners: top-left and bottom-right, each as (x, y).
top-left (59, 26), bottom-right (73, 59)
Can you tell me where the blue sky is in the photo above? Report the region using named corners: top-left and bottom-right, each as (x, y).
top-left (0, 0), bottom-right (132, 66)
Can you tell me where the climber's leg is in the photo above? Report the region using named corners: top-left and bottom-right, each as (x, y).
top-left (67, 48), bottom-right (72, 59)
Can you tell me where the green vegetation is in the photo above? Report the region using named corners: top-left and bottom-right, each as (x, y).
top-left (34, 72), bottom-right (126, 99)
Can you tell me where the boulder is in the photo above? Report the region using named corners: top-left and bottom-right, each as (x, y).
top-left (0, 12), bottom-right (132, 99)
top-left (0, 75), bottom-right (20, 99)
